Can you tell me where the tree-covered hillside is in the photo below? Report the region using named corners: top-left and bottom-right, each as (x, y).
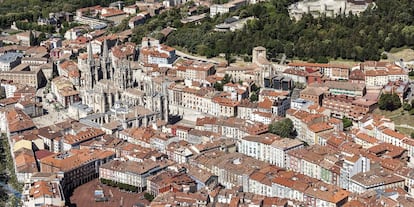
top-left (1, 0), bottom-right (414, 62)
top-left (162, 0), bottom-right (414, 62)
top-left (0, 0), bottom-right (136, 28)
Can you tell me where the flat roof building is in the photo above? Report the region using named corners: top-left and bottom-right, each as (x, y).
top-left (0, 52), bottom-right (23, 71)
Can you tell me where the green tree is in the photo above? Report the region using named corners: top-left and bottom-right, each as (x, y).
top-left (342, 117), bottom-right (353, 128)
top-left (222, 74), bottom-right (232, 84)
top-left (269, 118), bottom-right (295, 138)
top-left (0, 87), bottom-right (5, 99)
top-left (213, 82), bottom-right (223, 91)
top-left (251, 83), bottom-right (260, 93)
top-left (250, 92), bottom-right (258, 102)
top-left (403, 102), bottom-right (412, 111)
top-left (29, 30), bottom-right (35, 46)
top-left (378, 93), bottom-right (401, 111)
top-left (144, 193), bottom-right (154, 201)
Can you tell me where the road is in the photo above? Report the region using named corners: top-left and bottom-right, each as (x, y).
top-left (405, 82), bottom-right (414, 103)
top-left (0, 182), bottom-right (20, 198)
top-left (175, 50), bottom-right (220, 64)
top-left (395, 124), bottom-right (414, 131)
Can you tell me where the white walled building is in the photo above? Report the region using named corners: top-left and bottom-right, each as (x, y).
top-left (238, 134), bottom-right (304, 168)
top-left (22, 180), bottom-right (65, 207)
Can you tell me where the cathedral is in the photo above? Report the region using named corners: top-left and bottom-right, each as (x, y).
top-left (78, 40), bottom-right (134, 113)
top-left (77, 39), bottom-right (169, 124)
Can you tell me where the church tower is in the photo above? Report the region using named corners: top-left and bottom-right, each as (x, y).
top-left (114, 60), bottom-right (132, 90)
top-left (87, 42), bottom-right (96, 89)
top-left (101, 39), bottom-right (111, 80)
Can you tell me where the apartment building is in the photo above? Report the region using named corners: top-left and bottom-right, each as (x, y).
top-left (237, 100), bottom-right (258, 120)
top-left (168, 82), bottom-right (214, 115)
top-left (322, 94), bottom-right (354, 119)
top-left (223, 83), bottom-right (249, 101)
top-left (0, 108), bottom-right (36, 136)
top-left (285, 145), bottom-right (369, 188)
top-left (210, 0), bottom-right (247, 17)
top-left (22, 180), bottom-right (65, 207)
top-left (61, 128), bottom-right (105, 152)
top-left (248, 165), bottom-right (283, 197)
top-left (287, 62), bottom-right (350, 80)
top-left (211, 96), bottom-right (239, 117)
top-left (349, 69), bottom-right (365, 84)
top-left (225, 66), bottom-right (262, 84)
top-left (0, 68), bottom-right (46, 89)
top-left (39, 149), bottom-right (115, 193)
top-left (271, 171), bottom-right (350, 206)
top-left (238, 134), bottom-right (304, 168)
top-left (353, 131), bottom-right (378, 149)
top-left (339, 155), bottom-right (370, 190)
top-left (312, 81), bottom-right (366, 97)
top-left (377, 127), bottom-right (408, 148)
top-left (57, 60), bottom-right (79, 79)
top-left (176, 60), bottom-right (216, 81)
top-left (196, 117), bottom-right (268, 140)
top-left (0, 52), bottom-right (23, 71)
top-left (14, 148), bottom-right (38, 183)
top-left (282, 68), bottom-right (308, 85)
top-left (184, 164), bottom-right (218, 191)
top-left (349, 168), bottom-right (405, 193)
top-left (146, 170), bottom-right (197, 196)
top-left (238, 134), bottom-right (279, 163)
top-left (140, 37), bottom-right (176, 66)
top-left (299, 87), bottom-right (325, 106)
top-left (168, 83), bottom-right (240, 118)
top-left (349, 98), bottom-right (377, 121)
top-left (287, 147), bottom-right (330, 181)
top-left (100, 8), bottom-right (128, 25)
top-left (37, 126), bottom-right (63, 152)
top-left (51, 76), bottom-right (80, 108)
top-left (286, 109), bottom-right (326, 143)
top-left (119, 127), bottom-right (155, 148)
top-left (99, 159), bottom-right (172, 192)
top-left (190, 151), bottom-right (269, 192)
top-left (364, 64), bottom-right (408, 88)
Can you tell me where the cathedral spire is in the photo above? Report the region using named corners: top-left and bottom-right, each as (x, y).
top-left (102, 39), bottom-right (109, 59)
top-left (87, 41), bottom-right (94, 65)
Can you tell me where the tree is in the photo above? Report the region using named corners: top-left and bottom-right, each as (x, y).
top-left (213, 82), bottom-right (223, 91)
top-left (342, 117), bottom-right (353, 129)
top-left (0, 87), bottom-right (5, 99)
top-left (251, 83), bottom-right (260, 94)
top-left (250, 92), bottom-right (258, 102)
top-left (378, 93), bottom-right (401, 111)
top-left (409, 108), bottom-right (414, 115)
top-left (411, 132), bottom-right (414, 139)
top-left (403, 102), bottom-right (412, 111)
top-left (29, 30), bottom-right (35, 46)
top-left (144, 193), bottom-right (154, 201)
top-left (225, 52), bottom-right (235, 65)
top-left (222, 74), bottom-right (231, 84)
top-left (269, 118), bottom-right (295, 138)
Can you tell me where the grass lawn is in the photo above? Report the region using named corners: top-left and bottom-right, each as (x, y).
top-left (373, 108), bottom-right (414, 136)
top-left (396, 126), bottom-right (414, 137)
top-left (388, 48), bottom-right (414, 62)
top-left (389, 46), bottom-right (411, 53)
